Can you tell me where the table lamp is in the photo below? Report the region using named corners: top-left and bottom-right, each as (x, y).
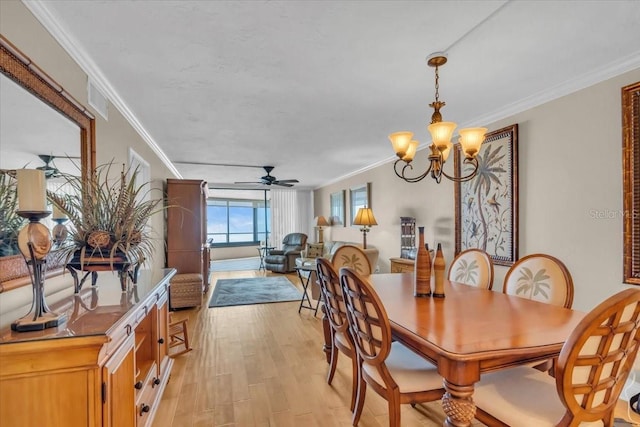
top-left (353, 207), bottom-right (377, 249)
top-left (315, 215), bottom-right (330, 243)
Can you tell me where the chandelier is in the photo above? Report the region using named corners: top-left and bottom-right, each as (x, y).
top-left (389, 53), bottom-right (487, 183)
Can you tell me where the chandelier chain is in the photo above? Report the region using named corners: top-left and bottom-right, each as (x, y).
top-left (434, 65), bottom-right (440, 102)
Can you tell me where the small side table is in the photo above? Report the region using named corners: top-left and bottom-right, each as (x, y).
top-left (295, 265), bottom-right (320, 316)
top-left (257, 246), bottom-right (275, 271)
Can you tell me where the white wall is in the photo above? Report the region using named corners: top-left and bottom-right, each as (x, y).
top-left (315, 67), bottom-right (640, 312)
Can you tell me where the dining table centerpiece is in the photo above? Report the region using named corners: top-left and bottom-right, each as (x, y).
top-left (49, 162), bottom-right (165, 292)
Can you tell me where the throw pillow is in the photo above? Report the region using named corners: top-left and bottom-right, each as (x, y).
top-left (307, 243), bottom-right (324, 258)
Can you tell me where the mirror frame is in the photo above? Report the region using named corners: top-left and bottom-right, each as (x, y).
top-left (623, 81), bottom-right (640, 285)
top-left (0, 35), bottom-right (96, 292)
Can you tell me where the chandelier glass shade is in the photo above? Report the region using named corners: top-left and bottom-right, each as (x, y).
top-left (390, 53), bottom-right (487, 183)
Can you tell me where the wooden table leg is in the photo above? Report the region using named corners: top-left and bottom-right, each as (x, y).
top-left (321, 304), bottom-right (332, 363)
top-left (441, 380), bottom-right (476, 427)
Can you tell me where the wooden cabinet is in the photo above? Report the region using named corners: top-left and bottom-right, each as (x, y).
top-left (166, 179), bottom-right (209, 290)
top-left (400, 216), bottom-right (416, 258)
top-left (0, 269), bottom-right (175, 427)
top-left (390, 257), bottom-right (415, 273)
top-left (104, 335), bottom-right (136, 427)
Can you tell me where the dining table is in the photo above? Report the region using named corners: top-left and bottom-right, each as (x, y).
top-left (321, 272), bottom-right (586, 427)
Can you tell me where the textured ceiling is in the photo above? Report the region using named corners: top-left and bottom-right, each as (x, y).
top-left (20, 0), bottom-right (640, 190)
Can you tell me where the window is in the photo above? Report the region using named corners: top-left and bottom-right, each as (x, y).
top-left (207, 198), bottom-right (270, 246)
top-left (350, 183), bottom-right (370, 225)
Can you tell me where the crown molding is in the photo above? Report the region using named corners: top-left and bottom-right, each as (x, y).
top-left (22, 0), bottom-right (182, 179)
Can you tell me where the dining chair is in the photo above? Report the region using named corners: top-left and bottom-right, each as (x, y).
top-left (316, 257), bottom-right (358, 412)
top-left (474, 288), bottom-right (640, 427)
top-left (503, 253), bottom-right (574, 308)
top-left (339, 267), bottom-right (444, 427)
top-left (168, 312), bottom-right (192, 357)
top-left (332, 245), bottom-right (372, 275)
top-left (447, 248), bottom-right (494, 290)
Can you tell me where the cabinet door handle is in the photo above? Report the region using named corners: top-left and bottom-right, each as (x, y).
top-left (134, 381), bottom-right (143, 390)
top-left (158, 337), bottom-right (165, 344)
top-left (140, 404), bottom-right (150, 415)
top-left (152, 377), bottom-right (161, 387)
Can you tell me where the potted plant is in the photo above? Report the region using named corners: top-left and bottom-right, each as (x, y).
top-left (49, 162), bottom-right (165, 273)
top-left (0, 171), bottom-right (26, 257)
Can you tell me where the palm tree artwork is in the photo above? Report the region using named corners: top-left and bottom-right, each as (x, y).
top-left (515, 267), bottom-right (551, 301)
top-left (453, 259), bottom-right (479, 285)
top-left (340, 253), bottom-right (364, 274)
top-left (460, 140), bottom-right (511, 260)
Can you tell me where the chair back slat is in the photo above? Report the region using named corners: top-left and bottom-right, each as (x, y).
top-left (316, 258), bottom-right (348, 333)
top-left (503, 253), bottom-right (574, 308)
top-left (339, 267), bottom-right (391, 365)
top-left (556, 288), bottom-right (640, 423)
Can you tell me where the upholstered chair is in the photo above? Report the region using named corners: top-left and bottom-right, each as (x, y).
top-left (448, 248), bottom-right (494, 290)
top-left (503, 253), bottom-right (574, 308)
top-left (339, 267), bottom-right (445, 427)
top-left (264, 233), bottom-right (307, 273)
top-left (331, 245), bottom-right (372, 276)
top-left (316, 258), bottom-right (357, 412)
top-left (474, 288), bottom-right (640, 426)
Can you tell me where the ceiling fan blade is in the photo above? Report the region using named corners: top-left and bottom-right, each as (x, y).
top-left (273, 179), bottom-right (299, 183)
top-left (234, 181), bottom-right (265, 184)
top-left (174, 161), bottom-right (264, 168)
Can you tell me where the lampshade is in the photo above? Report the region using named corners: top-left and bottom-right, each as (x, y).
top-left (441, 141), bottom-right (453, 162)
top-left (427, 121), bottom-right (457, 151)
top-left (315, 215), bottom-right (330, 227)
top-left (458, 127), bottom-right (487, 158)
top-left (389, 131), bottom-right (414, 158)
top-left (402, 140), bottom-right (419, 163)
top-left (353, 207), bottom-right (378, 227)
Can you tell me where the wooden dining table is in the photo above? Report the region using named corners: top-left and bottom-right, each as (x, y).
top-left (321, 272), bottom-right (586, 427)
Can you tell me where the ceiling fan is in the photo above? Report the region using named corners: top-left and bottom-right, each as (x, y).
top-left (235, 166), bottom-right (299, 187)
top-left (35, 154), bottom-right (80, 178)
top-left (36, 154), bottom-right (61, 178)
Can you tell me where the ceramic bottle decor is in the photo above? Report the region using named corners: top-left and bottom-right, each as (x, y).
top-left (433, 243), bottom-right (446, 298)
top-left (414, 227), bottom-right (431, 297)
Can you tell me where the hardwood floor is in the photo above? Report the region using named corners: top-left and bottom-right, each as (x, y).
top-left (153, 269), bottom-right (639, 427)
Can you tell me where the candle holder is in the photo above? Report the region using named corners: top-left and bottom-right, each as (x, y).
top-left (52, 217), bottom-right (69, 246)
top-left (11, 210), bottom-right (67, 332)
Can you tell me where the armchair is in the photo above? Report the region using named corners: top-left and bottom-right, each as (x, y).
top-left (264, 233), bottom-right (308, 273)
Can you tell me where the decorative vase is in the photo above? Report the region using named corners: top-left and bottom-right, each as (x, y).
top-left (414, 226), bottom-right (431, 297)
top-left (433, 243), bottom-right (446, 298)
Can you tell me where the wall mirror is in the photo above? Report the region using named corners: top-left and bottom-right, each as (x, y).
top-left (0, 35), bottom-right (96, 292)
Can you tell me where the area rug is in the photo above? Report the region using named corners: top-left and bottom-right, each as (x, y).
top-left (209, 276), bottom-right (302, 307)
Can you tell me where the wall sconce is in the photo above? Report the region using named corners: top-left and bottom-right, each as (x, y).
top-left (353, 207), bottom-right (377, 249)
top-left (315, 215), bottom-right (330, 243)
top-left (389, 53), bottom-right (487, 184)
top-left (11, 169), bottom-right (66, 332)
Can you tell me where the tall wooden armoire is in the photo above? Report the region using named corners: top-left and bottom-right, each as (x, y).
top-left (166, 179), bottom-right (210, 291)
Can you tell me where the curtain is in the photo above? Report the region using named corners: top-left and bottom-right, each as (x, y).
top-left (270, 189), bottom-right (312, 249)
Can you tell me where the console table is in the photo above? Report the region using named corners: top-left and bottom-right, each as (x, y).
top-left (0, 268), bottom-right (176, 427)
top-left (389, 257), bottom-right (415, 273)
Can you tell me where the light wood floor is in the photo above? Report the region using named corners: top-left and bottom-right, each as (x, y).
top-left (153, 269), bottom-right (640, 427)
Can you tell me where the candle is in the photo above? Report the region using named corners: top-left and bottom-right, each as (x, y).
top-left (16, 169), bottom-right (47, 212)
top-left (52, 204), bottom-right (67, 220)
